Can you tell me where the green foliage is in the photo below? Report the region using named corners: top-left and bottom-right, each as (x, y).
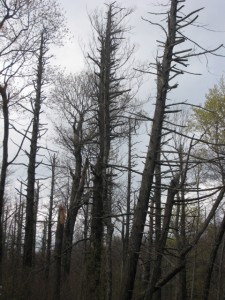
top-left (193, 77), bottom-right (225, 144)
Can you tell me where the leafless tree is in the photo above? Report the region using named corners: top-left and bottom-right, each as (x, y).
top-left (119, 1), bottom-right (224, 299)
top-left (86, 3), bottom-right (139, 299)
top-left (50, 71), bottom-right (94, 277)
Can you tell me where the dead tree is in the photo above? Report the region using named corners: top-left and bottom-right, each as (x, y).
top-left (53, 204), bottom-right (66, 300)
top-left (119, 1), bottom-right (179, 297)
top-left (87, 3), bottom-right (136, 299)
top-left (23, 30), bottom-right (46, 268)
top-left (23, 1), bottom-right (66, 268)
top-left (0, 85), bottom-right (9, 292)
top-left (0, 0), bottom-right (35, 290)
top-left (50, 72), bottom-right (93, 276)
top-left (45, 153), bottom-right (57, 282)
top-left (119, 1), bottom-right (224, 299)
top-left (63, 158), bottom-right (88, 275)
top-left (201, 212), bottom-right (225, 300)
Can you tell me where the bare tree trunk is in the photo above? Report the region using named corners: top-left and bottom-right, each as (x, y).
top-left (44, 154), bottom-right (56, 300)
top-left (202, 212), bottom-right (225, 300)
top-left (143, 203), bottom-right (154, 292)
top-left (16, 182), bottom-right (24, 259)
top-left (23, 31), bottom-right (45, 268)
top-left (104, 169), bottom-right (114, 300)
top-left (79, 194), bottom-right (90, 300)
top-left (54, 205), bottom-right (66, 300)
top-left (217, 236), bottom-right (225, 300)
top-left (32, 181), bottom-right (40, 267)
top-left (154, 154), bottom-right (162, 300)
top-left (63, 158), bottom-right (88, 275)
top-left (178, 201), bottom-right (187, 300)
top-left (175, 146), bottom-right (188, 300)
top-left (124, 119), bottom-right (132, 259)
top-left (87, 3), bottom-right (135, 298)
top-left (119, 1), bottom-right (178, 298)
top-left (144, 175), bottom-right (179, 299)
top-left (0, 84), bottom-right (9, 296)
top-left (88, 5), bottom-right (113, 299)
top-left (46, 154), bottom-right (56, 279)
top-left (88, 161), bottom-right (104, 299)
top-left (155, 186), bottom-right (225, 292)
top-left (41, 220), bottom-right (47, 258)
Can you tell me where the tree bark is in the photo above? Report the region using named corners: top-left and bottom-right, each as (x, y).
top-left (45, 154), bottom-right (56, 281)
top-left (88, 4), bottom-right (127, 299)
top-left (124, 119), bottom-right (132, 261)
top-left (23, 31), bottom-right (45, 268)
top-left (119, 1), bottom-right (178, 299)
top-left (0, 84), bottom-right (9, 296)
top-left (144, 176), bottom-right (179, 299)
top-left (63, 158), bottom-right (88, 275)
top-left (54, 205), bottom-right (66, 300)
top-left (202, 212), bottom-right (225, 300)
top-left (155, 186), bottom-right (225, 292)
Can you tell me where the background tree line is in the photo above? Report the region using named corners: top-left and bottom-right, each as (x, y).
top-left (0, 0), bottom-right (225, 299)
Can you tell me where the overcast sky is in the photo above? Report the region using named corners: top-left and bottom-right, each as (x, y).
top-left (2, 0), bottom-right (225, 198)
top-left (54, 0), bottom-right (225, 106)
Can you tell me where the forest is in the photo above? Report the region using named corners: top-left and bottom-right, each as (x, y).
top-left (0, 0), bottom-right (225, 299)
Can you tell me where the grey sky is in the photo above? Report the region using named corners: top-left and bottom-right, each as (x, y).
top-left (1, 0), bottom-right (225, 199)
top-left (55, 0), bottom-right (225, 105)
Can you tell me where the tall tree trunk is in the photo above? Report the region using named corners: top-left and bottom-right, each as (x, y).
top-left (144, 176), bottom-right (179, 299)
top-left (41, 220), bottom-right (47, 258)
top-left (217, 236), bottom-right (225, 300)
top-left (80, 194), bottom-right (90, 300)
top-left (87, 3), bottom-right (135, 298)
top-left (45, 154), bottom-right (56, 300)
top-left (54, 205), bottom-right (65, 300)
top-left (202, 212), bottom-right (225, 300)
top-left (104, 169), bottom-right (114, 300)
top-left (88, 5), bottom-right (112, 299)
top-left (0, 84), bottom-right (9, 296)
top-left (178, 201), bottom-right (187, 300)
top-left (88, 160), bottom-right (104, 300)
top-left (154, 154), bottom-right (162, 300)
top-left (32, 181), bottom-right (40, 266)
top-left (63, 158), bottom-right (88, 275)
top-left (119, 2), bottom-right (178, 298)
top-left (155, 187), bottom-right (225, 292)
top-left (143, 202), bottom-right (154, 292)
top-left (124, 119), bottom-right (132, 262)
top-left (46, 154), bottom-right (56, 279)
top-left (23, 31), bottom-right (45, 268)
top-left (16, 182), bottom-right (24, 259)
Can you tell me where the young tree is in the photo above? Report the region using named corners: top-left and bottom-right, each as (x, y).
top-left (192, 78), bottom-right (225, 300)
top-left (193, 77), bottom-right (225, 184)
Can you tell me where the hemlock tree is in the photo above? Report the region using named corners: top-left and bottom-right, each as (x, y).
top-left (22, 0), bottom-right (66, 273)
top-left (86, 3), bottom-right (138, 299)
top-left (1, 1), bottom-right (225, 299)
top-left (119, 1), bottom-right (224, 299)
